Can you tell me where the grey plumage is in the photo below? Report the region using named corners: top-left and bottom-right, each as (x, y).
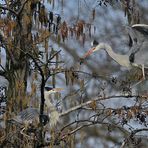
top-left (127, 24), bottom-right (148, 68)
top-left (15, 108), bottom-right (40, 123)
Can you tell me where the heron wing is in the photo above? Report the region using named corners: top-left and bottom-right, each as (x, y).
top-left (127, 25), bottom-right (148, 61)
top-left (132, 24), bottom-right (148, 36)
top-left (18, 108), bottom-right (39, 121)
top-left (133, 41), bottom-right (148, 67)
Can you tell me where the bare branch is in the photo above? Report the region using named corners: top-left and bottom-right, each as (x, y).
top-left (60, 95), bottom-right (147, 117)
top-left (131, 128), bottom-right (148, 136)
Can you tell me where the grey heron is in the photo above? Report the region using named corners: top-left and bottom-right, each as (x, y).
top-left (10, 87), bottom-right (63, 127)
top-left (82, 24), bottom-right (148, 86)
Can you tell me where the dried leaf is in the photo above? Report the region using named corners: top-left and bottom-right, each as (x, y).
top-left (60, 21), bottom-right (68, 42)
top-left (57, 34), bottom-right (61, 44)
top-left (106, 109), bottom-right (112, 116)
top-left (130, 107), bottom-right (139, 116)
top-left (127, 110), bottom-right (133, 119)
top-left (89, 100), bottom-right (97, 110)
top-left (76, 20), bottom-right (84, 38)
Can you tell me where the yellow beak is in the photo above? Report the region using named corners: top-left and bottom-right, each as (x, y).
top-left (51, 88), bottom-right (64, 92)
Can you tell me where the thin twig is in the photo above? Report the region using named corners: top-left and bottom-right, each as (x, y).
top-left (48, 50), bottom-right (62, 62)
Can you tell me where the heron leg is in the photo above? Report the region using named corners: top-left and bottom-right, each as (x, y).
top-left (142, 64), bottom-right (145, 80)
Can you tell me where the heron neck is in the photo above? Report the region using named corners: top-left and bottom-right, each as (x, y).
top-left (44, 92), bottom-right (56, 110)
top-left (44, 92), bottom-right (51, 107)
top-left (103, 44), bottom-right (130, 67)
top-left (104, 44), bottom-right (120, 60)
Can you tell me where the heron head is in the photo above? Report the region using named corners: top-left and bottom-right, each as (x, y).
top-left (44, 87), bottom-right (64, 105)
top-left (44, 87), bottom-right (64, 94)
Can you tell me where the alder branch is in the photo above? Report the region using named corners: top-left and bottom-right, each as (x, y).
top-left (23, 52), bottom-right (46, 124)
top-left (60, 95), bottom-right (148, 117)
top-left (60, 119), bottom-right (91, 132)
top-left (131, 128), bottom-right (148, 136)
top-left (44, 50), bottom-right (62, 82)
top-left (60, 120), bottom-right (129, 141)
top-left (61, 123), bottom-right (94, 139)
top-left (50, 69), bottom-right (110, 81)
top-left (48, 50), bottom-right (62, 62)
top-left (40, 119), bottom-right (129, 147)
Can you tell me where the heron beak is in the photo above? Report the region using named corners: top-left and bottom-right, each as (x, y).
top-left (82, 47), bottom-right (95, 59)
top-left (51, 88), bottom-right (64, 92)
top-left (80, 47), bottom-right (96, 64)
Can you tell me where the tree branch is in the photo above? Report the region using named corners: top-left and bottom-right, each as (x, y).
top-left (25, 52), bottom-right (45, 117)
top-left (17, 0), bottom-right (29, 16)
top-left (131, 128), bottom-right (148, 136)
top-left (60, 95), bottom-right (147, 117)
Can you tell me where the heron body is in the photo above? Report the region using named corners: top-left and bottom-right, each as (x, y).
top-left (128, 24), bottom-right (148, 69)
top-left (83, 24), bottom-right (148, 86)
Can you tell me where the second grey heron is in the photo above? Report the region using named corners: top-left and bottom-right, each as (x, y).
top-left (11, 87), bottom-right (63, 127)
top-left (82, 24), bottom-right (148, 86)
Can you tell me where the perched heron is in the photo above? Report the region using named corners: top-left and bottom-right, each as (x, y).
top-left (10, 87), bottom-right (63, 127)
top-left (82, 24), bottom-right (148, 86)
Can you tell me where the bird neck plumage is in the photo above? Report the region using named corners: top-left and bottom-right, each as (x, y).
top-left (104, 44), bottom-right (119, 60)
top-left (101, 43), bottom-right (130, 68)
top-left (44, 92), bottom-right (56, 110)
top-left (44, 92), bottom-right (51, 107)
top-left (44, 91), bottom-right (59, 127)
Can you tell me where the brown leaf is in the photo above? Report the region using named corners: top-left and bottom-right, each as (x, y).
top-left (89, 100), bottom-right (97, 110)
top-left (130, 107), bottom-right (139, 116)
top-left (76, 20), bottom-right (84, 38)
top-left (106, 109), bottom-right (112, 116)
top-left (127, 111), bottom-right (133, 119)
top-left (60, 21), bottom-right (68, 42)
